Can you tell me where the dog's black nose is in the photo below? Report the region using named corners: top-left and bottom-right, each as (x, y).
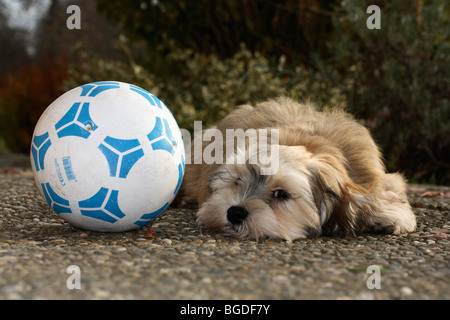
top-left (227, 206), bottom-right (249, 225)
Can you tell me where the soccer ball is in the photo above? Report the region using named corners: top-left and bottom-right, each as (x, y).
top-left (30, 81), bottom-right (185, 232)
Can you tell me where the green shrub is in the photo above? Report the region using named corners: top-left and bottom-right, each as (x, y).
top-left (312, 0), bottom-right (450, 184)
top-left (65, 44), bottom-right (346, 133)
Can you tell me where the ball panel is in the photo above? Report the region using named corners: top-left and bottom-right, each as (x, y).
top-left (55, 102), bottom-right (98, 139)
top-left (31, 132), bottom-right (52, 171)
top-left (134, 202), bottom-right (169, 227)
top-left (89, 85), bottom-right (158, 140)
top-left (98, 136), bottom-right (145, 179)
top-left (130, 84), bottom-right (163, 109)
top-left (41, 182), bottom-right (72, 214)
top-left (78, 187), bottom-right (125, 223)
top-left (42, 136), bottom-right (112, 201)
top-left (80, 81), bottom-right (121, 97)
top-left (173, 155), bottom-right (185, 195)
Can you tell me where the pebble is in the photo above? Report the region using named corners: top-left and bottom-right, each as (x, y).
top-left (13, 206), bottom-right (28, 210)
top-left (50, 239), bottom-right (66, 244)
top-left (273, 275), bottom-right (290, 284)
top-left (400, 286), bottom-right (414, 297)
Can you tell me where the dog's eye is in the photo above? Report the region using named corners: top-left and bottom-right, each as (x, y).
top-left (272, 190), bottom-right (289, 200)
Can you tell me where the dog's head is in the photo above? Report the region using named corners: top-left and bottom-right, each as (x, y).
top-left (196, 145), bottom-right (373, 241)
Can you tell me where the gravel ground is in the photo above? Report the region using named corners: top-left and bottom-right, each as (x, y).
top-left (0, 154), bottom-right (449, 300)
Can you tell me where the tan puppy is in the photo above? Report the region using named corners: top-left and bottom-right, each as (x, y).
top-left (177, 97), bottom-right (416, 241)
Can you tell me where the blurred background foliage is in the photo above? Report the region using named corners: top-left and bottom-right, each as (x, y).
top-left (0, 0), bottom-right (448, 184)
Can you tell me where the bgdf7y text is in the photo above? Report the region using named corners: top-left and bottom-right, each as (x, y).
top-left (225, 304), bottom-right (270, 315)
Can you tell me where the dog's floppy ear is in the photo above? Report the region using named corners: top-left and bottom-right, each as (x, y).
top-left (307, 153), bottom-right (373, 236)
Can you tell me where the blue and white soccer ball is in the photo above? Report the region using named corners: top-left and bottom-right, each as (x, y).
top-left (30, 81), bottom-right (185, 232)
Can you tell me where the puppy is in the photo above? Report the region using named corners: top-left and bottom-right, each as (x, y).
top-left (177, 97), bottom-right (416, 241)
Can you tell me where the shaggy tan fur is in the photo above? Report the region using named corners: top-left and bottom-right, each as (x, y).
top-left (176, 97), bottom-right (416, 241)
